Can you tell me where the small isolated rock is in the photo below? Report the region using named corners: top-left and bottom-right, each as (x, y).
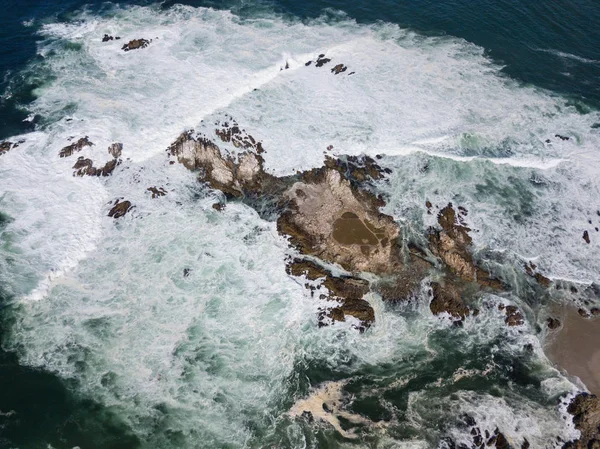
top-left (147, 186), bottom-right (167, 198)
top-left (108, 142), bottom-right (123, 158)
top-left (212, 203), bottom-right (225, 211)
top-left (583, 230), bottom-right (590, 244)
top-left (331, 63), bottom-right (347, 75)
top-left (555, 134), bottom-right (570, 141)
top-left (59, 137), bottom-right (93, 158)
top-left (121, 38), bottom-right (150, 52)
top-left (578, 308), bottom-right (591, 318)
top-left (108, 199), bottom-right (132, 218)
top-left (183, 268), bottom-right (191, 278)
top-left (102, 34), bottom-right (114, 42)
top-left (0, 141), bottom-right (15, 156)
top-left (547, 317), bottom-right (561, 330)
top-left (504, 305), bottom-right (524, 326)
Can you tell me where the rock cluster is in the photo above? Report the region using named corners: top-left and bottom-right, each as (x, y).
top-left (121, 38), bottom-right (150, 52)
top-left (73, 157), bottom-right (120, 177)
top-left (59, 137), bottom-right (93, 158)
top-left (563, 393), bottom-right (600, 449)
top-left (147, 186), bottom-right (167, 198)
top-left (102, 34), bottom-right (121, 42)
top-left (305, 54), bottom-right (354, 75)
top-left (0, 140), bottom-right (23, 155)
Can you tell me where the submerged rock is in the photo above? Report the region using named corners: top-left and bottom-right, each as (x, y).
top-left (147, 186), bottom-right (167, 198)
top-left (121, 38), bottom-right (150, 52)
top-left (59, 136), bottom-right (93, 158)
top-left (563, 393), bottom-right (600, 449)
top-left (108, 199), bottom-right (133, 218)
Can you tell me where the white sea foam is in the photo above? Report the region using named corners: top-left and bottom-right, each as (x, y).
top-left (0, 3), bottom-right (596, 448)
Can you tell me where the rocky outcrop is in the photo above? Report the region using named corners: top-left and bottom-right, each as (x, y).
top-left (524, 261), bottom-right (551, 287)
top-left (430, 281), bottom-right (470, 321)
top-left (121, 38), bottom-right (150, 52)
top-left (0, 140), bottom-right (22, 155)
top-left (499, 304), bottom-right (524, 327)
top-left (286, 258), bottom-right (373, 330)
top-left (563, 393), bottom-right (600, 449)
top-left (583, 231), bottom-right (591, 244)
top-left (429, 204), bottom-right (502, 290)
top-left (108, 199), bottom-right (133, 218)
top-left (59, 137), bottom-right (93, 158)
top-left (331, 63), bottom-right (347, 75)
top-left (215, 118), bottom-right (265, 154)
top-left (167, 130), bottom-right (282, 198)
top-left (73, 157), bottom-right (120, 177)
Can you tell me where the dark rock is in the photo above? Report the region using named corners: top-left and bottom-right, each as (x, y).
top-left (108, 199), bottom-right (132, 218)
top-left (547, 317), bottom-right (561, 330)
top-left (212, 203), bottom-right (225, 211)
top-left (315, 55), bottom-right (331, 67)
top-left (183, 268), bottom-right (191, 278)
top-left (555, 134), bottom-right (570, 141)
top-left (102, 34), bottom-right (114, 42)
top-left (59, 136), bottom-right (93, 158)
top-left (563, 393), bottom-right (600, 449)
top-left (521, 438), bottom-right (530, 449)
top-left (305, 61), bottom-right (312, 66)
top-left (591, 308), bottom-right (600, 316)
top-left (147, 186), bottom-right (167, 198)
top-left (583, 231), bottom-right (590, 244)
top-left (121, 38), bottom-right (150, 52)
top-left (578, 308), bottom-right (591, 318)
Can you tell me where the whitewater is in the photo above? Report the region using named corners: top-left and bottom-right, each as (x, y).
top-left (1, 4), bottom-right (600, 448)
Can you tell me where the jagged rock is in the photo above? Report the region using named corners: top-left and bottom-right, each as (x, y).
top-left (331, 63), bottom-right (347, 75)
top-left (524, 261), bottom-right (551, 287)
top-left (121, 38), bottom-right (150, 52)
top-left (59, 137), bottom-right (93, 158)
top-left (215, 119), bottom-right (265, 154)
top-left (429, 204), bottom-right (502, 289)
top-left (102, 34), bottom-right (113, 42)
top-left (286, 258), bottom-right (374, 330)
top-left (167, 130), bottom-right (277, 197)
top-left (183, 268), bottom-right (191, 278)
top-left (555, 134), bottom-right (570, 141)
top-left (584, 231), bottom-right (591, 244)
top-left (108, 142), bottom-right (123, 158)
top-left (108, 199), bottom-right (132, 218)
top-left (73, 157), bottom-right (120, 177)
top-left (430, 281), bottom-right (470, 320)
top-left (147, 186), bottom-right (167, 198)
top-left (563, 393), bottom-right (600, 449)
top-left (547, 317), bottom-right (561, 329)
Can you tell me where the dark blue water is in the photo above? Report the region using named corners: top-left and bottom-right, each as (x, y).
top-left (1, 0), bottom-right (599, 447)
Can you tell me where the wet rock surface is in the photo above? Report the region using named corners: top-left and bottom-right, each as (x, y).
top-left (524, 261), bottom-right (551, 287)
top-left (121, 38), bottom-right (150, 51)
top-left (442, 416), bottom-right (528, 449)
top-left (59, 136), bottom-right (93, 158)
top-left (147, 186), bottom-right (167, 198)
top-left (102, 34), bottom-right (120, 42)
top-left (73, 157), bottom-right (120, 177)
top-left (0, 140), bottom-right (22, 155)
top-left (563, 393), bottom-right (600, 449)
top-left (108, 199), bottom-right (133, 218)
top-left (430, 281), bottom-right (470, 321)
top-left (108, 142), bottom-right (123, 158)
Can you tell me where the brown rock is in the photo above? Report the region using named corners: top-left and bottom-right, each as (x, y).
top-left (108, 142), bottom-right (123, 158)
top-left (121, 38), bottom-right (150, 52)
top-left (212, 203), bottom-right (225, 211)
top-left (524, 262), bottom-right (551, 287)
top-left (504, 305), bottom-right (524, 326)
top-left (331, 63), bottom-right (347, 75)
top-left (73, 157), bottom-right (120, 177)
top-left (0, 141), bottom-right (14, 155)
top-left (430, 281), bottom-right (470, 320)
top-left (108, 199), bottom-right (132, 218)
top-left (59, 137), bottom-right (93, 158)
top-left (584, 231), bottom-right (591, 244)
top-left (147, 186), bottom-right (167, 198)
top-left (563, 393), bottom-right (600, 449)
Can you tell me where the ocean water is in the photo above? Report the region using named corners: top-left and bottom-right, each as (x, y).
top-left (0, 1), bottom-right (599, 448)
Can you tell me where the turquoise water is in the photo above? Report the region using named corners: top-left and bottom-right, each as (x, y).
top-left (0, 1), bottom-right (599, 448)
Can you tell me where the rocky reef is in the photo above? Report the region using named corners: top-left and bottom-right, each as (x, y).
top-left (165, 121), bottom-right (514, 330)
top-left (121, 38), bottom-right (150, 52)
top-left (563, 393), bottom-right (600, 449)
